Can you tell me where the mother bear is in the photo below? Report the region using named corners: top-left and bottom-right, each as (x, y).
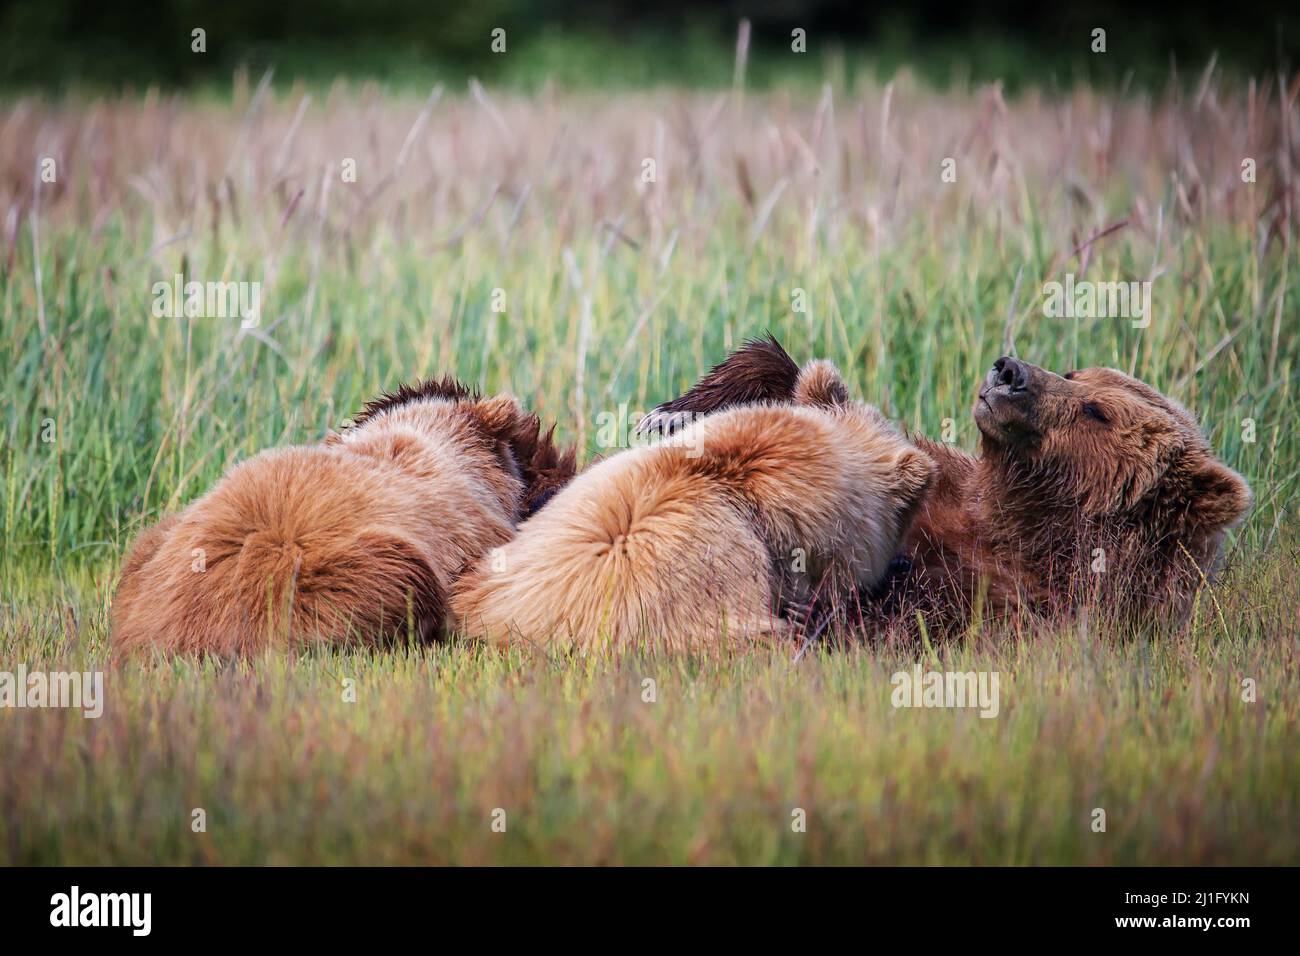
top-left (640, 336), bottom-right (1252, 630)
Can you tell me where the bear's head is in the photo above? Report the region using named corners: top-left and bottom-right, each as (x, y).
top-left (974, 355), bottom-right (1251, 578)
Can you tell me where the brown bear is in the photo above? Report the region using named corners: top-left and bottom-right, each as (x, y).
top-left (450, 360), bottom-right (934, 651)
top-left (641, 337), bottom-right (1252, 630)
top-left (111, 377), bottom-right (576, 657)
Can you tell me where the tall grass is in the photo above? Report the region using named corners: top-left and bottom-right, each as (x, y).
top-left (0, 72), bottom-right (1297, 863)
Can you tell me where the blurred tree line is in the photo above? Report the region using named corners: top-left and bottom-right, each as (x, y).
top-left (2, 0), bottom-right (1297, 92)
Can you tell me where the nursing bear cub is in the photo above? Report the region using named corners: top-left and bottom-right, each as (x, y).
top-left (450, 361), bottom-right (934, 650)
top-left (643, 336), bottom-right (1252, 630)
top-left (112, 378), bottom-right (575, 656)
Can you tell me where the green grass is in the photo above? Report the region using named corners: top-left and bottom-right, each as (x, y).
top-left (4, 601), bottom-right (1297, 864)
top-left (1, 76), bottom-right (1297, 863)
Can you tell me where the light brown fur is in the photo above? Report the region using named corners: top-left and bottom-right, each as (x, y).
top-left (450, 361), bottom-right (933, 651)
top-left (112, 385), bottom-right (575, 657)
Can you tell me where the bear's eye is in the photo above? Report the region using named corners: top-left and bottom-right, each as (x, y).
top-left (1081, 402), bottom-right (1109, 423)
top-left (1064, 371), bottom-right (1077, 380)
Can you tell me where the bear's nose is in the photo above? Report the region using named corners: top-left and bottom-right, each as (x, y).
top-left (993, 356), bottom-right (1030, 392)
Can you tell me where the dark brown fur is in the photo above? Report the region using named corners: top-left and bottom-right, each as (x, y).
top-left (652, 339), bottom-right (1252, 631)
top-left (637, 334), bottom-right (800, 436)
top-left (506, 421), bottom-right (578, 518)
top-left (352, 375), bottom-right (477, 426)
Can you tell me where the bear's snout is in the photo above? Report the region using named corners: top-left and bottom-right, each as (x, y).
top-left (981, 356), bottom-right (1040, 412)
top-left (976, 356), bottom-right (1045, 442)
top-left (991, 356), bottom-right (1031, 393)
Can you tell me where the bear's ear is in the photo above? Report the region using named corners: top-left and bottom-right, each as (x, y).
top-left (1185, 458), bottom-right (1252, 532)
top-left (465, 395), bottom-right (579, 515)
top-left (891, 447), bottom-right (937, 523)
top-left (463, 395), bottom-right (531, 475)
top-left (466, 394), bottom-right (526, 438)
top-left (794, 360), bottom-right (850, 408)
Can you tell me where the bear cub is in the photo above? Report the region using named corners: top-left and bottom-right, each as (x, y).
top-left (451, 360), bottom-right (933, 650)
top-left (112, 378), bottom-right (575, 657)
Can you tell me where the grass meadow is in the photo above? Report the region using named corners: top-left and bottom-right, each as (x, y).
top-left (1, 68), bottom-right (1298, 864)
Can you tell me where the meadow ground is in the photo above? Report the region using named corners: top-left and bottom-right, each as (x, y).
top-left (1, 71), bottom-right (1297, 864)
